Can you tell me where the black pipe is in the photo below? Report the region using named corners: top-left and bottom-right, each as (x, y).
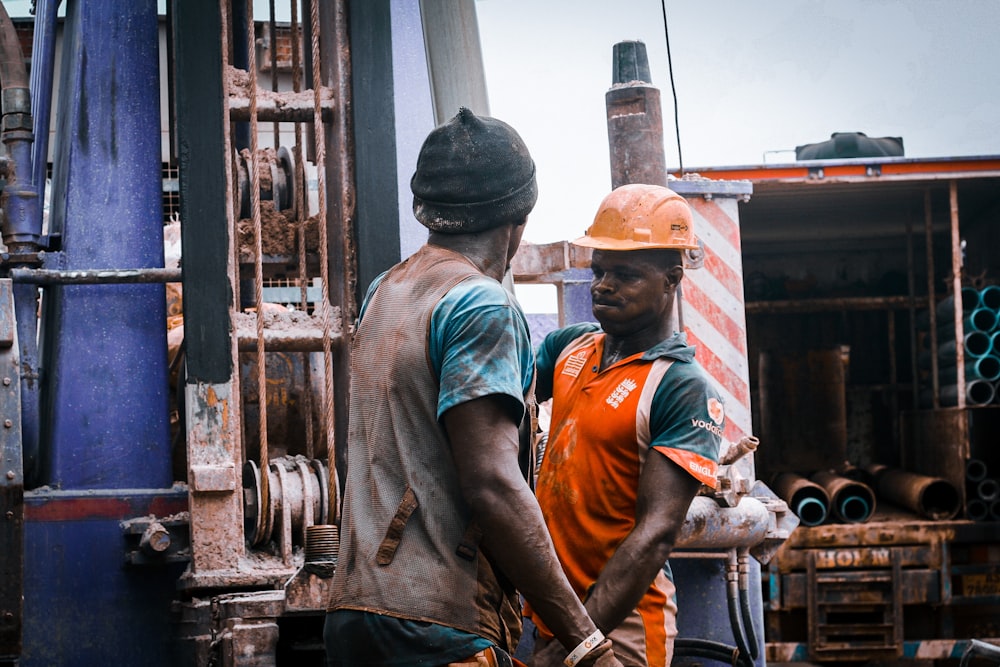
top-left (960, 639), bottom-right (1000, 667)
top-left (968, 499), bottom-right (990, 522)
top-left (726, 549), bottom-right (756, 664)
top-left (737, 548), bottom-right (759, 661)
top-left (977, 478), bottom-right (1000, 502)
top-left (967, 458), bottom-right (989, 483)
top-left (674, 638), bottom-right (752, 667)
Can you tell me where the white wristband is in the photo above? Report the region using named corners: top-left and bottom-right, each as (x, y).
top-left (564, 629), bottom-right (606, 667)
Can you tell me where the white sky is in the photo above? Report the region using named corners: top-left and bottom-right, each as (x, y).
top-left (475, 0), bottom-right (1000, 244)
top-left (10, 0), bottom-right (996, 251)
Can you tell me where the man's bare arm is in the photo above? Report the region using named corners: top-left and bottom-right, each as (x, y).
top-left (444, 395), bottom-right (621, 665)
top-left (583, 451), bottom-right (701, 633)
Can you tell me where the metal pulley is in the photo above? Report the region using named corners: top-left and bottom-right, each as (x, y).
top-left (235, 145), bottom-right (297, 219)
top-left (243, 454), bottom-right (331, 547)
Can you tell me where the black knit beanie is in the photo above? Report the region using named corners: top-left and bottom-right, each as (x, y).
top-left (411, 107), bottom-right (538, 234)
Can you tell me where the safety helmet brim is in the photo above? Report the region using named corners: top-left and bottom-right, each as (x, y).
top-left (571, 234), bottom-right (700, 251)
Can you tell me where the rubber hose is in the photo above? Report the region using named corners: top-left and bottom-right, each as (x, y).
top-left (737, 548), bottom-right (760, 661)
top-left (739, 586), bottom-right (759, 660)
top-left (727, 552), bottom-right (755, 664)
top-left (674, 638), bottom-right (752, 667)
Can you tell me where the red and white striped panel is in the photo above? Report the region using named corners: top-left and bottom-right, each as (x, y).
top-left (680, 194), bottom-right (751, 444)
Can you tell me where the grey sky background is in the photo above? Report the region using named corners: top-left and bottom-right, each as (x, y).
top-left (475, 0), bottom-right (1000, 244)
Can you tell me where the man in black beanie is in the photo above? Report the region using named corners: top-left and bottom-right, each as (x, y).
top-left (325, 108), bottom-right (621, 667)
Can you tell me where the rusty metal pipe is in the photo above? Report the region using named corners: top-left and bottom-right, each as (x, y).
top-left (811, 471), bottom-right (875, 523)
top-left (10, 267), bottom-right (183, 285)
top-left (873, 468), bottom-right (961, 520)
top-left (770, 472), bottom-right (830, 527)
top-left (606, 41), bottom-right (667, 189)
top-left (719, 435), bottom-right (759, 466)
top-left (675, 496), bottom-right (770, 549)
top-left (746, 295), bottom-right (913, 315)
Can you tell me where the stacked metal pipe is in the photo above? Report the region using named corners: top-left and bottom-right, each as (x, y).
top-left (965, 458), bottom-right (1000, 522)
top-left (770, 470), bottom-right (875, 525)
top-left (863, 465), bottom-right (961, 521)
top-left (770, 465), bottom-right (962, 525)
top-left (918, 285), bottom-right (1000, 407)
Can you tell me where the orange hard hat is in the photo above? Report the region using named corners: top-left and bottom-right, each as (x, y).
top-left (573, 183), bottom-right (699, 251)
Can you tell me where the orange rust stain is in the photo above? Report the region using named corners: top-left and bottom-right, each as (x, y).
top-left (203, 385), bottom-right (231, 425)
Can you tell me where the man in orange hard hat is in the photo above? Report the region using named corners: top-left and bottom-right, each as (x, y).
top-left (527, 184), bottom-right (725, 667)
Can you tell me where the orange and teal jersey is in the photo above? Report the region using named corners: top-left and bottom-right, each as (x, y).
top-left (530, 322), bottom-right (723, 661)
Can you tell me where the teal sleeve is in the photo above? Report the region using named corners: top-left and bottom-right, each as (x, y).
top-left (648, 361), bottom-right (723, 463)
top-left (429, 277), bottom-right (535, 420)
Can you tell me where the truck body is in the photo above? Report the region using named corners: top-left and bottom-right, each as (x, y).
top-left (687, 156), bottom-right (1000, 662)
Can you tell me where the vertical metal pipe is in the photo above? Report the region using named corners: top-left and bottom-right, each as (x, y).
top-left (888, 310), bottom-right (898, 446)
top-left (41, 0), bottom-right (171, 489)
top-left (949, 180), bottom-right (965, 408)
top-left (0, 1), bottom-right (42, 486)
top-left (906, 212), bottom-right (918, 410)
top-left (605, 41), bottom-right (667, 189)
top-left (30, 0), bottom-right (59, 193)
top-left (322, 0), bottom-right (356, 505)
top-left (924, 189), bottom-right (939, 408)
top-left (419, 0), bottom-right (491, 122)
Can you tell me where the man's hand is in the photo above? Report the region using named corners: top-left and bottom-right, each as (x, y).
top-left (531, 637), bottom-right (565, 667)
top-left (582, 645), bottom-right (624, 667)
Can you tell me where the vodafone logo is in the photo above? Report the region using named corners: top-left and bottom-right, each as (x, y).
top-left (691, 418), bottom-right (724, 438)
top-left (707, 397), bottom-right (724, 425)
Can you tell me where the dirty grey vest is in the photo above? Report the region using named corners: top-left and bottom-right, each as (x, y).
top-left (328, 244), bottom-right (521, 650)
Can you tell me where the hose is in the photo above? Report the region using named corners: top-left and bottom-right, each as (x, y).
top-left (737, 549), bottom-right (760, 661)
top-left (674, 638), bottom-right (753, 667)
top-left (726, 549), bottom-right (757, 663)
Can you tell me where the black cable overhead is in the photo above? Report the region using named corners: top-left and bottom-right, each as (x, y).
top-left (660, 0), bottom-right (684, 175)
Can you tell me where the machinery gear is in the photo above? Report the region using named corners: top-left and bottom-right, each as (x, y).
top-left (573, 183), bottom-right (699, 251)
